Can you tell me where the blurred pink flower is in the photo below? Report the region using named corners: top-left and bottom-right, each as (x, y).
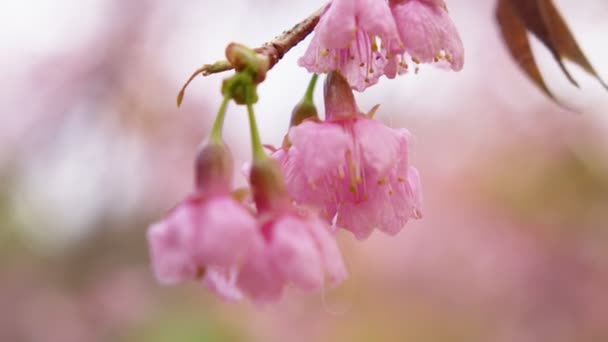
top-left (238, 158), bottom-right (348, 303)
top-left (148, 142), bottom-right (347, 303)
top-left (237, 211), bottom-right (348, 302)
top-left (146, 194), bottom-right (257, 299)
top-left (276, 72), bottom-right (422, 239)
top-left (299, 0), bottom-right (403, 91)
top-left (282, 117), bottom-right (422, 239)
top-left (147, 141), bottom-right (258, 301)
top-left (386, 0), bottom-right (464, 76)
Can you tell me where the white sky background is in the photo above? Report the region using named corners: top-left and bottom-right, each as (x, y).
top-left (0, 0), bottom-right (607, 251)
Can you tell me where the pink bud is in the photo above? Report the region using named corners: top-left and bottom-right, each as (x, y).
top-left (194, 141), bottom-right (234, 195)
top-left (249, 157), bottom-right (289, 213)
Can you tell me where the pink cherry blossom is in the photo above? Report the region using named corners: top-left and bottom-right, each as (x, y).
top-left (146, 194), bottom-right (258, 300)
top-left (280, 116), bottom-right (422, 239)
top-left (299, 0), bottom-right (403, 91)
top-left (386, 0), bottom-right (464, 76)
top-left (237, 157), bottom-right (348, 302)
top-left (274, 72), bottom-right (422, 239)
top-left (236, 211), bottom-right (348, 302)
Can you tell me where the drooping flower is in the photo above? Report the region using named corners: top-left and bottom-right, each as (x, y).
top-left (299, 0), bottom-right (404, 91)
top-left (148, 136), bottom-right (347, 303)
top-left (386, 0), bottom-right (464, 76)
top-left (147, 194), bottom-right (258, 301)
top-left (238, 157), bottom-right (348, 301)
top-left (147, 141), bottom-right (259, 301)
top-left (276, 72), bottom-right (423, 240)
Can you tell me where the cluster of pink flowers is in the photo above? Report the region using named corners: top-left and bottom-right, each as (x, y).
top-left (147, 0), bottom-right (462, 303)
top-left (300, 0), bottom-right (464, 91)
top-left (148, 142), bottom-right (347, 303)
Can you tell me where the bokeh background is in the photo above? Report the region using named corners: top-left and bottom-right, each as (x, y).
top-left (1, 0), bottom-right (607, 341)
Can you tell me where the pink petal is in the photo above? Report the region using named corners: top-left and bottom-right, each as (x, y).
top-left (407, 166), bottom-right (423, 218)
top-left (353, 117), bottom-right (409, 176)
top-left (357, 0), bottom-right (402, 49)
top-left (336, 200), bottom-right (380, 240)
top-left (307, 217), bottom-right (348, 285)
top-left (315, 0), bottom-right (356, 49)
top-left (203, 266), bottom-right (243, 301)
top-left (237, 235), bottom-right (284, 303)
top-left (339, 30), bottom-right (387, 91)
top-left (194, 197), bottom-right (257, 266)
top-left (269, 216), bottom-right (325, 291)
top-left (391, 0), bottom-right (464, 70)
top-left (288, 121), bottom-right (352, 182)
top-left (146, 203), bottom-right (199, 285)
top-left (298, 35), bottom-right (340, 75)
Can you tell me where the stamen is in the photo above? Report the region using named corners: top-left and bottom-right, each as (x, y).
top-left (371, 40), bottom-right (379, 52)
top-left (445, 53), bottom-right (453, 63)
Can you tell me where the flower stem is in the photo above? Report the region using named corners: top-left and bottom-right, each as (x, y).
top-left (210, 95), bottom-right (231, 143)
top-left (246, 102), bottom-right (266, 161)
top-left (177, 4), bottom-right (327, 106)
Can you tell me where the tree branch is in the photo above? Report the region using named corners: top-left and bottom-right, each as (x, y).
top-left (177, 4), bottom-right (327, 106)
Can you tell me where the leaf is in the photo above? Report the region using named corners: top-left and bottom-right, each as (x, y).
top-left (536, 0), bottom-right (608, 90)
top-left (496, 0), bottom-right (554, 99)
top-left (495, 0), bottom-right (608, 102)
top-left (508, 0), bottom-right (580, 87)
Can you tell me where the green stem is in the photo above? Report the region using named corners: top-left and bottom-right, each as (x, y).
top-left (210, 95), bottom-right (231, 143)
top-left (303, 73), bottom-right (318, 103)
top-left (246, 102), bottom-right (266, 161)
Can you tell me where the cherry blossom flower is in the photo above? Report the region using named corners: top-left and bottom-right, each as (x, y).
top-left (147, 194), bottom-right (257, 301)
top-left (299, 0), bottom-right (404, 91)
top-left (276, 72), bottom-right (423, 239)
top-left (386, 0), bottom-right (464, 76)
top-left (147, 142), bottom-right (258, 300)
top-left (238, 158), bottom-right (348, 301)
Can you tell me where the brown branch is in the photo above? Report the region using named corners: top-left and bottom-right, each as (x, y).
top-left (177, 4), bottom-right (327, 106)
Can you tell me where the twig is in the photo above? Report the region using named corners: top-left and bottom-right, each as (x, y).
top-left (177, 4), bottom-right (327, 106)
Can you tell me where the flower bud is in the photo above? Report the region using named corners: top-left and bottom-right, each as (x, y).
top-left (225, 43), bottom-right (269, 84)
top-left (195, 141), bottom-right (234, 195)
top-left (324, 71), bottom-right (358, 120)
top-left (289, 99), bottom-right (318, 127)
top-left (249, 156), bottom-right (289, 213)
